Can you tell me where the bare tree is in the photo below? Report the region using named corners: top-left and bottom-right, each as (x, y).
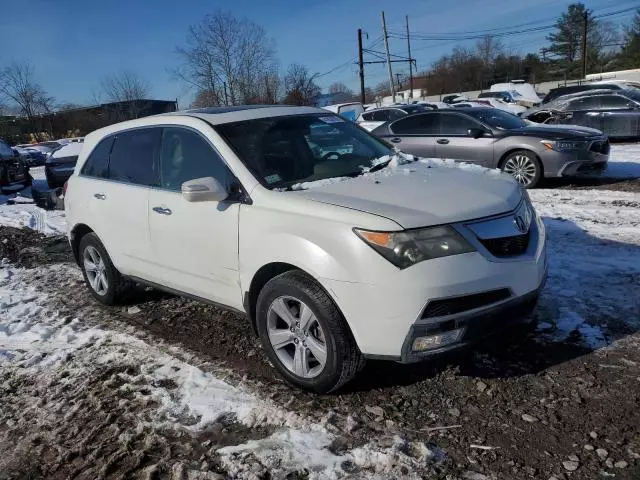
top-left (283, 63), bottom-right (320, 106)
top-left (99, 71), bottom-right (151, 120)
top-left (0, 62), bottom-right (54, 136)
top-left (101, 71), bottom-right (150, 103)
top-left (176, 10), bottom-right (277, 106)
top-left (328, 82), bottom-right (352, 95)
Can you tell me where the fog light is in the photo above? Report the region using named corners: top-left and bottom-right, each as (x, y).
top-left (412, 328), bottom-right (463, 352)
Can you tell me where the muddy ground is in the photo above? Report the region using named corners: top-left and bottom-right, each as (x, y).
top-left (1, 225), bottom-right (639, 480)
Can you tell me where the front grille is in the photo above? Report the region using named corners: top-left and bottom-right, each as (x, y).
top-left (480, 232), bottom-right (530, 257)
top-left (421, 288), bottom-right (511, 318)
top-left (590, 139), bottom-right (610, 155)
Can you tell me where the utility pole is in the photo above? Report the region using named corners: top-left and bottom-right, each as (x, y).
top-left (581, 10), bottom-right (588, 78)
top-left (406, 15), bottom-right (413, 99)
top-left (395, 73), bottom-right (403, 91)
top-left (381, 11), bottom-right (395, 103)
top-left (358, 29), bottom-right (365, 104)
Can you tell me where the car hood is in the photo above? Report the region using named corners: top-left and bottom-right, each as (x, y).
top-left (509, 124), bottom-right (603, 139)
top-left (290, 161), bottom-right (522, 229)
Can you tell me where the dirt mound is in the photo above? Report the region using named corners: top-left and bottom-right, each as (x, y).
top-left (0, 226), bottom-right (73, 268)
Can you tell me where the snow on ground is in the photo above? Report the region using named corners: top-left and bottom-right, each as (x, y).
top-left (530, 188), bottom-right (640, 348)
top-left (0, 167), bottom-right (66, 235)
top-left (0, 263), bottom-right (435, 478)
top-left (606, 143), bottom-right (640, 178)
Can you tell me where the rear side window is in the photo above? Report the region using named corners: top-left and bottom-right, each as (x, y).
top-left (361, 112), bottom-right (374, 121)
top-left (440, 113), bottom-right (482, 135)
top-left (81, 137), bottom-right (114, 178)
top-left (160, 127), bottom-right (232, 191)
top-left (108, 128), bottom-right (161, 186)
top-left (599, 95), bottom-right (632, 109)
top-left (568, 97), bottom-right (602, 110)
top-left (371, 110), bottom-right (390, 121)
top-left (388, 109), bottom-right (405, 121)
top-left (391, 113), bottom-right (439, 135)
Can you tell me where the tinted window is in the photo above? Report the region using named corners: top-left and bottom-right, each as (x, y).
top-left (108, 128), bottom-right (160, 186)
top-left (160, 127), bottom-right (232, 191)
top-left (440, 113), bottom-right (482, 135)
top-left (568, 97), bottom-right (602, 110)
top-left (388, 109), bottom-right (406, 121)
top-left (361, 112), bottom-right (374, 121)
top-left (391, 113), bottom-right (439, 134)
top-left (371, 110), bottom-right (390, 121)
top-left (465, 109), bottom-right (527, 129)
top-left (81, 137), bottom-right (114, 178)
top-left (600, 95), bottom-right (633, 109)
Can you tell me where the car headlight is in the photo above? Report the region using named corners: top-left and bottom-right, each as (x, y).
top-left (354, 226), bottom-right (475, 269)
top-left (541, 140), bottom-right (587, 151)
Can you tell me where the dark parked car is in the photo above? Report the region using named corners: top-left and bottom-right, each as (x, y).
top-left (371, 108), bottom-right (609, 188)
top-left (542, 82), bottom-right (639, 104)
top-left (13, 146), bottom-right (47, 166)
top-left (0, 139), bottom-right (30, 191)
top-left (45, 142), bottom-right (83, 188)
top-left (357, 104), bottom-right (428, 123)
top-left (525, 89), bottom-right (640, 139)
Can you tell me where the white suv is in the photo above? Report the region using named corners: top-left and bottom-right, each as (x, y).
top-left (65, 106), bottom-right (547, 393)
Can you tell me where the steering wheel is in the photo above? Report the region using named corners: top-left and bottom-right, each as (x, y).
top-left (321, 151), bottom-right (342, 161)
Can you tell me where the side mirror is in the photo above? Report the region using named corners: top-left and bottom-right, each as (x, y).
top-left (467, 128), bottom-right (486, 139)
top-left (181, 176), bottom-right (228, 202)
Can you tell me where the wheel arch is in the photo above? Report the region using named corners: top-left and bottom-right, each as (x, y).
top-left (243, 262), bottom-right (352, 340)
top-left (70, 223), bottom-right (95, 265)
top-left (498, 147), bottom-right (544, 176)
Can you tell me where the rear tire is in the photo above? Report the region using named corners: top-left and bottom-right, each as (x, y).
top-left (256, 271), bottom-right (363, 393)
top-left (501, 150), bottom-right (542, 188)
top-left (78, 233), bottom-right (132, 305)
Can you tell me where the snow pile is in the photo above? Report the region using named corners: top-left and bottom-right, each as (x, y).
top-left (290, 152), bottom-right (503, 191)
top-left (0, 204), bottom-right (66, 235)
top-left (0, 263), bottom-right (436, 478)
top-left (530, 188), bottom-right (640, 348)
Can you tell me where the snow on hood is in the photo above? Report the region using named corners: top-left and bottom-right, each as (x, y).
top-left (289, 154), bottom-right (522, 229)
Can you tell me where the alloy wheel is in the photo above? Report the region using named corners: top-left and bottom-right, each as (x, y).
top-left (83, 245), bottom-right (109, 296)
top-left (503, 155), bottom-right (538, 186)
top-left (266, 296), bottom-right (327, 378)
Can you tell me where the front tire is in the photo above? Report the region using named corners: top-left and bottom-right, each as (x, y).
top-left (501, 150), bottom-right (542, 188)
top-left (256, 271), bottom-right (363, 393)
top-left (78, 233), bottom-right (131, 305)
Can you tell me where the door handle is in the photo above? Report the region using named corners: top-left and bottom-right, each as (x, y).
top-left (437, 138), bottom-right (450, 144)
top-left (389, 137), bottom-right (401, 143)
top-left (585, 112), bottom-right (600, 117)
top-left (152, 206), bottom-right (172, 215)
top-left (94, 193), bottom-right (106, 200)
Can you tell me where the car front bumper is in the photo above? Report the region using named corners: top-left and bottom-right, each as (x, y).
top-left (540, 141), bottom-right (610, 178)
top-left (322, 203), bottom-right (548, 359)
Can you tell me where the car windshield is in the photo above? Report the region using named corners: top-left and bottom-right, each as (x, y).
top-left (465, 109), bottom-right (528, 129)
top-left (216, 114), bottom-right (394, 189)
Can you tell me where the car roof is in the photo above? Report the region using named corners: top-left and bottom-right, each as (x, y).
top-left (173, 105), bottom-right (326, 124)
top-left (84, 105), bottom-right (330, 141)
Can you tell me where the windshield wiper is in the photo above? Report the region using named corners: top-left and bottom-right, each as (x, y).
top-left (366, 159), bottom-right (392, 173)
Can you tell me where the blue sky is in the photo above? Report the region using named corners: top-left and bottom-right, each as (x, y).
top-left (0, 0), bottom-right (633, 107)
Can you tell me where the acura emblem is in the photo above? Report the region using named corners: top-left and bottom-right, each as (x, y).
top-left (514, 215), bottom-right (527, 233)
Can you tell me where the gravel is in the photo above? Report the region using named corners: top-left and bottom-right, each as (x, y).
top-left (1, 226), bottom-right (640, 480)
